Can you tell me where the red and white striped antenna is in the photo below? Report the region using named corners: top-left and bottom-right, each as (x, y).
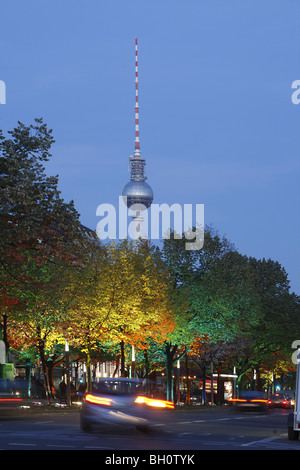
top-left (134, 38), bottom-right (141, 157)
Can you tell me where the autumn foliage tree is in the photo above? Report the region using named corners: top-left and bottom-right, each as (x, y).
top-left (64, 240), bottom-right (175, 391)
top-left (0, 119), bottom-right (92, 402)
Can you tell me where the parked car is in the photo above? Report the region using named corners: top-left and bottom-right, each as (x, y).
top-left (281, 390), bottom-right (295, 408)
top-left (268, 393), bottom-right (292, 409)
top-left (227, 391), bottom-right (269, 411)
top-left (80, 378), bottom-right (174, 433)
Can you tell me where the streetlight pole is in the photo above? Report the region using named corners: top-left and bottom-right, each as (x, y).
top-left (65, 340), bottom-right (71, 407)
top-left (131, 345), bottom-right (135, 378)
top-left (176, 359), bottom-right (180, 404)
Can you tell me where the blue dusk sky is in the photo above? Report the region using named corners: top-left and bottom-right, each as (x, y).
top-left (1, 1), bottom-right (299, 293)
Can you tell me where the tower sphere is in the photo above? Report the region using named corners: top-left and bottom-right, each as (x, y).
top-left (122, 180), bottom-right (153, 209)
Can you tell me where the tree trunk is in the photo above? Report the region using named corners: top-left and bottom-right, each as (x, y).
top-left (210, 359), bottom-right (214, 405)
top-left (47, 356), bottom-right (65, 397)
top-left (120, 341), bottom-right (126, 377)
top-left (144, 350), bottom-right (150, 380)
top-left (202, 363), bottom-right (206, 404)
top-left (164, 343), bottom-right (178, 402)
top-left (185, 355), bottom-right (191, 405)
top-left (86, 350), bottom-right (92, 392)
top-left (47, 361), bottom-right (55, 397)
top-left (2, 314), bottom-right (9, 353)
top-left (113, 359), bottom-right (119, 377)
top-left (163, 343), bottom-right (188, 403)
top-left (37, 339), bottom-right (52, 405)
top-left (144, 350), bottom-right (150, 396)
top-left (256, 365), bottom-right (262, 391)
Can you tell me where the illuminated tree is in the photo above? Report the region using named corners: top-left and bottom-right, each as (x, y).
top-left (160, 227), bottom-right (261, 401)
top-left (65, 240), bottom-right (175, 390)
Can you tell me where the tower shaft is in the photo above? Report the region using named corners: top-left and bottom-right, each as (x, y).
top-left (134, 38), bottom-right (140, 157)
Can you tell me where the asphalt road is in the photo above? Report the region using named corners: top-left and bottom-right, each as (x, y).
top-left (0, 406), bottom-right (299, 452)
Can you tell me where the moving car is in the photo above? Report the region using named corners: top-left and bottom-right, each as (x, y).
top-left (268, 393), bottom-right (292, 409)
top-left (80, 378), bottom-right (174, 432)
top-left (0, 379), bottom-right (23, 415)
top-left (227, 391), bottom-right (269, 411)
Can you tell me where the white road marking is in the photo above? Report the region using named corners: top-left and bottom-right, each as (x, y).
top-left (47, 444), bottom-right (76, 448)
top-left (241, 436), bottom-right (280, 447)
top-left (84, 446), bottom-right (114, 449)
top-left (9, 443), bottom-right (36, 446)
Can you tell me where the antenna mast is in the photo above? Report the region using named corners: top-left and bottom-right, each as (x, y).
top-left (129, 38), bottom-right (147, 181)
top-left (134, 38), bottom-right (140, 157)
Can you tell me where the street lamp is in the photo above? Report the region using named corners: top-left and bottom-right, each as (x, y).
top-left (65, 340), bottom-right (71, 407)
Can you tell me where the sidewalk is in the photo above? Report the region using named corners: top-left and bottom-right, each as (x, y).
top-left (4, 397), bottom-right (82, 415)
top-left (2, 398), bottom-right (226, 417)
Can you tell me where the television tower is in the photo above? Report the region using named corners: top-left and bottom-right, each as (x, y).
top-left (122, 39), bottom-right (153, 237)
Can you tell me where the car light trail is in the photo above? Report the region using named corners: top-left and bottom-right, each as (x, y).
top-left (135, 396), bottom-right (174, 409)
top-left (85, 394), bottom-right (113, 406)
